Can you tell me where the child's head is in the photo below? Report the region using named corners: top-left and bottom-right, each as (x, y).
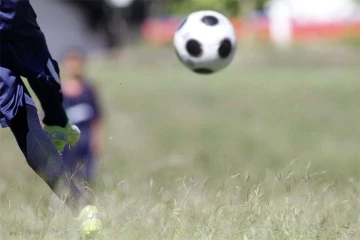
top-left (62, 47), bottom-right (87, 79)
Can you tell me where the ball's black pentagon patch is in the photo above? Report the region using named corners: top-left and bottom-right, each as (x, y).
top-left (186, 39), bottom-right (202, 57)
top-left (202, 16), bottom-right (219, 26)
top-left (193, 68), bottom-right (213, 74)
top-left (177, 17), bottom-right (188, 31)
top-left (218, 39), bottom-right (232, 59)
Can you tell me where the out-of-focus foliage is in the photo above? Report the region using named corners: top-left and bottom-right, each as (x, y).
top-left (255, 0), bottom-right (268, 10)
top-left (167, 0), bottom-right (268, 17)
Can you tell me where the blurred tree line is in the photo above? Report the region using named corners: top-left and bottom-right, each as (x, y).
top-left (166, 0), bottom-right (268, 17)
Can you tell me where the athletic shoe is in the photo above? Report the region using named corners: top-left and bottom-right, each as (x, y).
top-left (76, 205), bottom-right (103, 239)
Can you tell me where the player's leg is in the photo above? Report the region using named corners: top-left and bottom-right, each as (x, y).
top-left (6, 104), bottom-right (91, 213)
top-left (3, 2), bottom-right (103, 235)
top-left (25, 48), bottom-right (103, 240)
top-left (7, 104), bottom-right (103, 236)
top-left (0, 68), bottom-right (102, 237)
top-left (0, 67), bottom-right (88, 214)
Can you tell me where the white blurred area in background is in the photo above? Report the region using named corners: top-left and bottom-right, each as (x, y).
top-left (268, 0), bottom-right (360, 47)
top-left (106, 0), bottom-right (134, 8)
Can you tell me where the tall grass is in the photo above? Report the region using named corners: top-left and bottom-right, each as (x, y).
top-left (0, 45), bottom-right (359, 239)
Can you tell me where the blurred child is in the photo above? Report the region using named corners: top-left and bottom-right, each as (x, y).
top-left (61, 48), bottom-right (104, 186)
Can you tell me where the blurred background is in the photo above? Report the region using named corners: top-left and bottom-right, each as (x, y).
top-left (31, 0), bottom-right (360, 57)
top-left (0, 0), bottom-right (359, 239)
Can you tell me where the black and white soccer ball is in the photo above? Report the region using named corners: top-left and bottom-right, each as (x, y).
top-left (174, 10), bottom-right (237, 74)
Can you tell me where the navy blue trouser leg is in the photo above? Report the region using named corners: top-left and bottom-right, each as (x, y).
top-left (6, 104), bottom-right (91, 215)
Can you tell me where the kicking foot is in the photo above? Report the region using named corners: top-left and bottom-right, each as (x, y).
top-left (76, 205), bottom-right (103, 239)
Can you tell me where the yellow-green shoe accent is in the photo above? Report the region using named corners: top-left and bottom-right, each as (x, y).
top-left (76, 205), bottom-right (103, 239)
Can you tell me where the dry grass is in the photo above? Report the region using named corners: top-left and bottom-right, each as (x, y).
top-left (0, 45), bottom-right (359, 239)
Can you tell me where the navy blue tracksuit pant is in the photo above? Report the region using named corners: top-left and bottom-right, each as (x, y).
top-left (0, 0), bottom-right (90, 215)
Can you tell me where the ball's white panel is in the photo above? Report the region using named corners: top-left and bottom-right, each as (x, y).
top-left (174, 10), bottom-right (237, 74)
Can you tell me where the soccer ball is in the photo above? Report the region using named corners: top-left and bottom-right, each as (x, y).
top-left (173, 10), bottom-right (237, 74)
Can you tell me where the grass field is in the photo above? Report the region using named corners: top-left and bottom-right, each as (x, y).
top-left (0, 45), bottom-right (359, 239)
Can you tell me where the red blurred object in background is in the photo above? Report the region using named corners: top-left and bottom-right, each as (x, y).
top-left (141, 17), bottom-right (360, 45)
top-left (141, 17), bottom-right (243, 45)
